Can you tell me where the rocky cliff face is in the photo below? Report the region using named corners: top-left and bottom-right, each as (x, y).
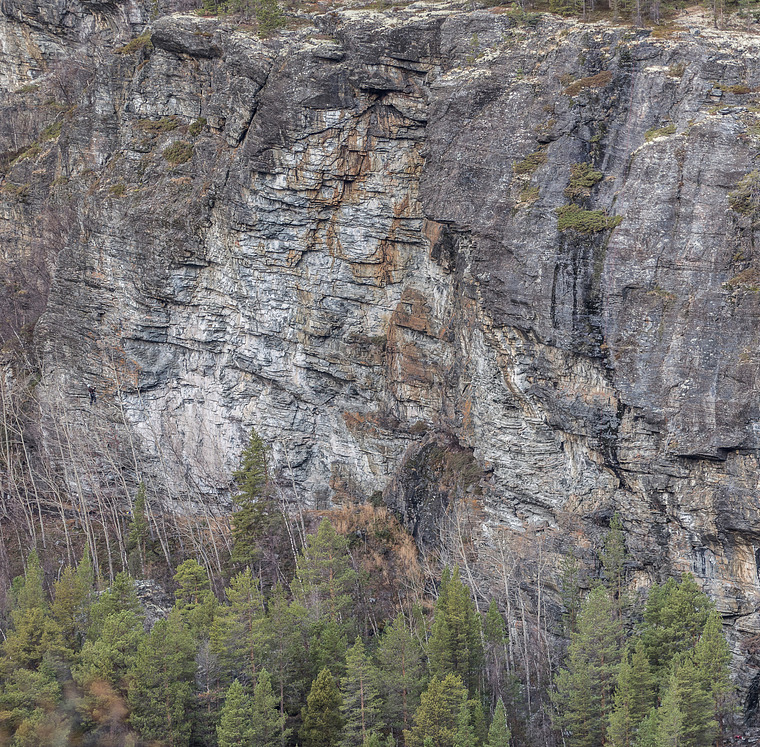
top-left (4, 0), bottom-right (760, 715)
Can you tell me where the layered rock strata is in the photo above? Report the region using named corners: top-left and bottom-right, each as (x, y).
top-left (3, 0), bottom-right (760, 714)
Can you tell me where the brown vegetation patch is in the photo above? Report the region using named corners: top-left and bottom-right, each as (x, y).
top-left (563, 70), bottom-right (613, 96)
top-left (724, 267), bottom-right (760, 290)
top-left (342, 410), bottom-right (400, 437)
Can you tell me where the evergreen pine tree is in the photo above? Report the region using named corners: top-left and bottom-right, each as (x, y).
top-left (363, 732), bottom-right (384, 747)
top-left (126, 482), bottom-right (150, 577)
top-left (254, 0), bottom-right (285, 36)
top-left (487, 698), bottom-right (511, 747)
top-left (231, 429), bottom-right (271, 566)
top-left (483, 600), bottom-right (507, 709)
top-left (51, 562), bottom-right (92, 653)
top-left (217, 678), bottom-right (254, 747)
top-left (16, 550), bottom-right (47, 611)
top-left (438, 567), bottom-right (453, 606)
top-left (628, 639), bottom-right (657, 724)
top-left (294, 519), bottom-right (358, 626)
top-left (600, 514), bottom-right (627, 625)
top-left (483, 600), bottom-right (506, 646)
top-left (467, 698), bottom-right (487, 746)
top-left (636, 708), bottom-right (658, 747)
top-left (559, 552), bottom-right (582, 633)
top-left (694, 609), bottom-right (733, 740)
top-left (0, 662), bottom-right (65, 745)
top-left (191, 638), bottom-right (224, 746)
top-left (89, 571), bottom-right (143, 639)
top-left (260, 584), bottom-right (309, 720)
top-left (76, 609), bottom-right (144, 688)
top-left (252, 668), bottom-right (289, 747)
top-left (310, 617), bottom-right (349, 680)
top-left (654, 674), bottom-right (683, 747)
top-left (551, 585), bottom-right (622, 747)
top-left (128, 607), bottom-right (196, 747)
top-left (76, 544), bottom-right (95, 589)
top-left (454, 698), bottom-right (477, 747)
top-left (674, 657), bottom-right (716, 747)
top-left (174, 559), bottom-right (217, 638)
top-left (404, 674), bottom-right (470, 747)
top-left (553, 657), bottom-right (597, 747)
top-left (2, 551), bottom-right (66, 670)
top-left (376, 613), bottom-right (425, 734)
top-left (607, 640), bottom-right (656, 747)
top-left (210, 567), bottom-right (265, 685)
top-left (641, 575), bottom-right (712, 676)
top-left (428, 611), bottom-right (454, 677)
top-left (341, 636), bottom-right (383, 747)
top-left (427, 567), bottom-right (483, 694)
top-left (301, 668), bottom-right (344, 747)
top-left (75, 609), bottom-right (145, 740)
top-left (607, 655), bottom-right (636, 747)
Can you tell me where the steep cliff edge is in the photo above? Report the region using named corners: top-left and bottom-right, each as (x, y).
top-left (4, 0), bottom-right (760, 716)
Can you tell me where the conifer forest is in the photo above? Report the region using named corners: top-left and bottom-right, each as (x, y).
top-left (0, 431), bottom-right (736, 746)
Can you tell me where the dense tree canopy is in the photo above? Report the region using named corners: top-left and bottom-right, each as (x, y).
top-left (0, 432), bottom-right (735, 747)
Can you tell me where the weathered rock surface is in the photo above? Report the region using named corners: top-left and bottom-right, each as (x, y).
top-left (4, 0), bottom-right (760, 715)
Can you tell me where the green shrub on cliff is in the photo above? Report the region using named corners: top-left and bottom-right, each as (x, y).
top-left (513, 149), bottom-right (547, 175)
top-left (163, 141), bottom-right (194, 165)
top-left (114, 32), bottom-right (153, 55)
top-left (564, 70), bottom-right (613, 97)
top-left (645, 123), bottom-right (677, 141)
top-left (556, 204), bottom-right (621, 233)
top-left (729, 170), bottom-right (760, 219)
top-left (254, 0), bottom-right (286, 36)
top-left (12, 143), bottom-right (41, 164)
top-left (188, 117), bottom-right (207, 137)
top-left (564, 162), bottom-right (603, 200)
top-left (137, 116), bottom-right (179, 134)
top-left (201, 0), bottom-right (286, 36)
top-left (40, 122), bottom-right (62, 141)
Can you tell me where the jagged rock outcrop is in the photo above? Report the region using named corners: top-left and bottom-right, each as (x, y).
top-left (4, 0), bottom-right (760, 716)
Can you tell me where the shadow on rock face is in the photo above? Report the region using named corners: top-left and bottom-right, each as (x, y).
top-left (385, 433), bottom-right (486, 548)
